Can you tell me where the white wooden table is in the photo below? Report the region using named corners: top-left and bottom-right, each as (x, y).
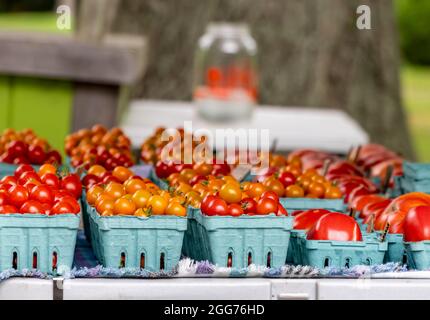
top-left (120, 100), bottom-right (368, 154)
top-left (3, 275), bottom-right (430, 300)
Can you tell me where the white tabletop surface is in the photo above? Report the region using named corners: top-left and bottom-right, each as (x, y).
top-left (120, 100), bottom-right (369, 153)
top-left (3, 277), bottom-right (430, 300)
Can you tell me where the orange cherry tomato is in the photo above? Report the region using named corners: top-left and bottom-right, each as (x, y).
top-left (165, 202), bottom-right (187, 216)
top-left (179, 168), bottom-right (197, 183)
top-left (311, 175), bottom-right (326, 184)
top-left (124, 178), bottom-right (146, 194)
top-left (87, 165), bottom-right (107, 177)
top-left (219, 183), bottom-right (242, 204)
top-left (285, 185), bottom-right (305, 198)
top-left (148, 195), bottom-right (168, 215)
top-left (264, 179), bottom-right (285, 197)
top-left (96, 198), bottom-right (115, 214)
top-left (248, 183), bottom-right (267, 198)
top-left (307, 182), bottom-right (325, 198)
top-left (105, 182), bottom-right (125, 199)
top-left (86, 185), bottom-right (104, 205)
top-left (325, 186), bottom-right (343, 199)
top-left (193, 163), bottom-right (213, 176)
top-left (131, 189), bottom-right (152, 208)
top-left (38, 164), bottom-right (57, 176)
top-left (114, 197), bottom-right (136, 215)
top-left (112, 166), bottom-right (133, 183)
top-left (296, 176), bottom-right (312, 192)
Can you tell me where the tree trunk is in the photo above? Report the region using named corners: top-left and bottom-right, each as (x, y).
top-left (111, 0), bottom-right (415, 158)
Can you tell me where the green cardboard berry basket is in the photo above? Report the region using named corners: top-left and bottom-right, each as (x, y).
top-left (0, 212), bottom-right (80, 274)
top-left (298, 234), bottom-right (387, 269)
top-left (405, 240), bottom-right (430, 270)
top-left (184, 209), bottom-right (293, 268)
top-left (87, 204), bottom-right (187, 271)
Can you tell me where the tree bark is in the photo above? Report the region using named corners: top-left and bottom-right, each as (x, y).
top-left (111, 0), bottom-right (414, 158)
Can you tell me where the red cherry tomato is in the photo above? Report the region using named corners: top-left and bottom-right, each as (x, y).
top-left (278, 172), bottom-right (296, 188)
top-left (0, 204), bottom-right (18, 214)
top-left (0, 193), bottom-right (8, 206)
top-left (155, 161), bottom-right (171, 179)
top-left (51, 201), bottom-right (74, 215)
top-left (18, 171), bottom-right (41, 185)
top-left (14, 164), bottom-right (35, 179)
top-left (404, 206), bottom-right (430, 242)
top-left (61, 174), bottom-right (82, 199)
top-left (1, 175), bottom-right (17, 185)
top-left (201, 195), bottom-right (217, 214)
top-left (239, 198), bottom-right (257, 214)
top-left (53, 190), bottom-right (74, 202)
top-left (19, 200), bottom-right (45, 214)
top-left (227, 203), bottom-right (244, 216)
top-left (82, 174), bottom-right (100, 188)
top-left (7, 140), bottom-right (28, 158)
top-left (30, 185), bottom-right (54, 204)
top-left (56, 195), bottom-right (80, 214)
top-left (261, 190), bottom-right (279, 203)
top-left (27, 145), bottom-right (46, 165)
top-left (211, 163), bottom-right (231, 176)
top-left (307, 212), bottom-right (363, 241)
top-left (7, 185), bottom-right (29, 208)
top-left (45, 150), bottom-right (62, 165)
top-left (204, 197), bottom-right (228, 216)
top-left (256, 198), bottom-right (278, 215)
top-left (41, 173), bottom-right (60, 189)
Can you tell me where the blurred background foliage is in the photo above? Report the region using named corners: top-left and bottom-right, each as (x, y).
top-left (0, 0), bottom-right (430, 161)
top-left (396, 0), bottom-right (430, 65)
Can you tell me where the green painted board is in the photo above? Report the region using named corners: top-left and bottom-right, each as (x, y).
top-left (0, 77), bottom-right (11, 129)
top-left (8, 77), bottom-right (73, 155)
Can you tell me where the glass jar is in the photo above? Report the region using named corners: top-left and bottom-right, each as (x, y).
top-left (193, 22), bottom-right (258, 121)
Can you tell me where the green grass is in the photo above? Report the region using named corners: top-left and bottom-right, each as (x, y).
top-left (402, 65), bottom-right (430, 162)
top-left (0, 11), bottom-right (72, 33)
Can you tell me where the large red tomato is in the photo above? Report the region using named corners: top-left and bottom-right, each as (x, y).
top-left (293, 209), bottom-right (331, 230)
top-left (404, 206), bottom-right (430, 242)
top-left (350, 194), bottom-right (387, 212)
top-left (360, 199), bottom-right (392, 219)
top-left (374, 193), bottom-right (430, 231)
top-left (307, 212), bottom-right (363, 241)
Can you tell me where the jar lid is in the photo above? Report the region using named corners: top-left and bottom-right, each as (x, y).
top-left (206, 22), bottom-right (250, 37)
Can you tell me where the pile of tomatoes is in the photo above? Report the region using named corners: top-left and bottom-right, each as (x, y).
top-left (156, 160), bottom-right (231, 180)
top-left (349, 192), bottom-right (430, 235)
top-left (201, 189), bottom-right (287, 216)
top-left (65, 125), bottom-right (134, 170)
top-left (0, 128), bottom-right (62, 165)
top-left (84, 165), bottom-right (187, 217)
top-left (257, 167), bottom-right (343, 199)
top-left (0, 164), bottom-right (81, 215)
